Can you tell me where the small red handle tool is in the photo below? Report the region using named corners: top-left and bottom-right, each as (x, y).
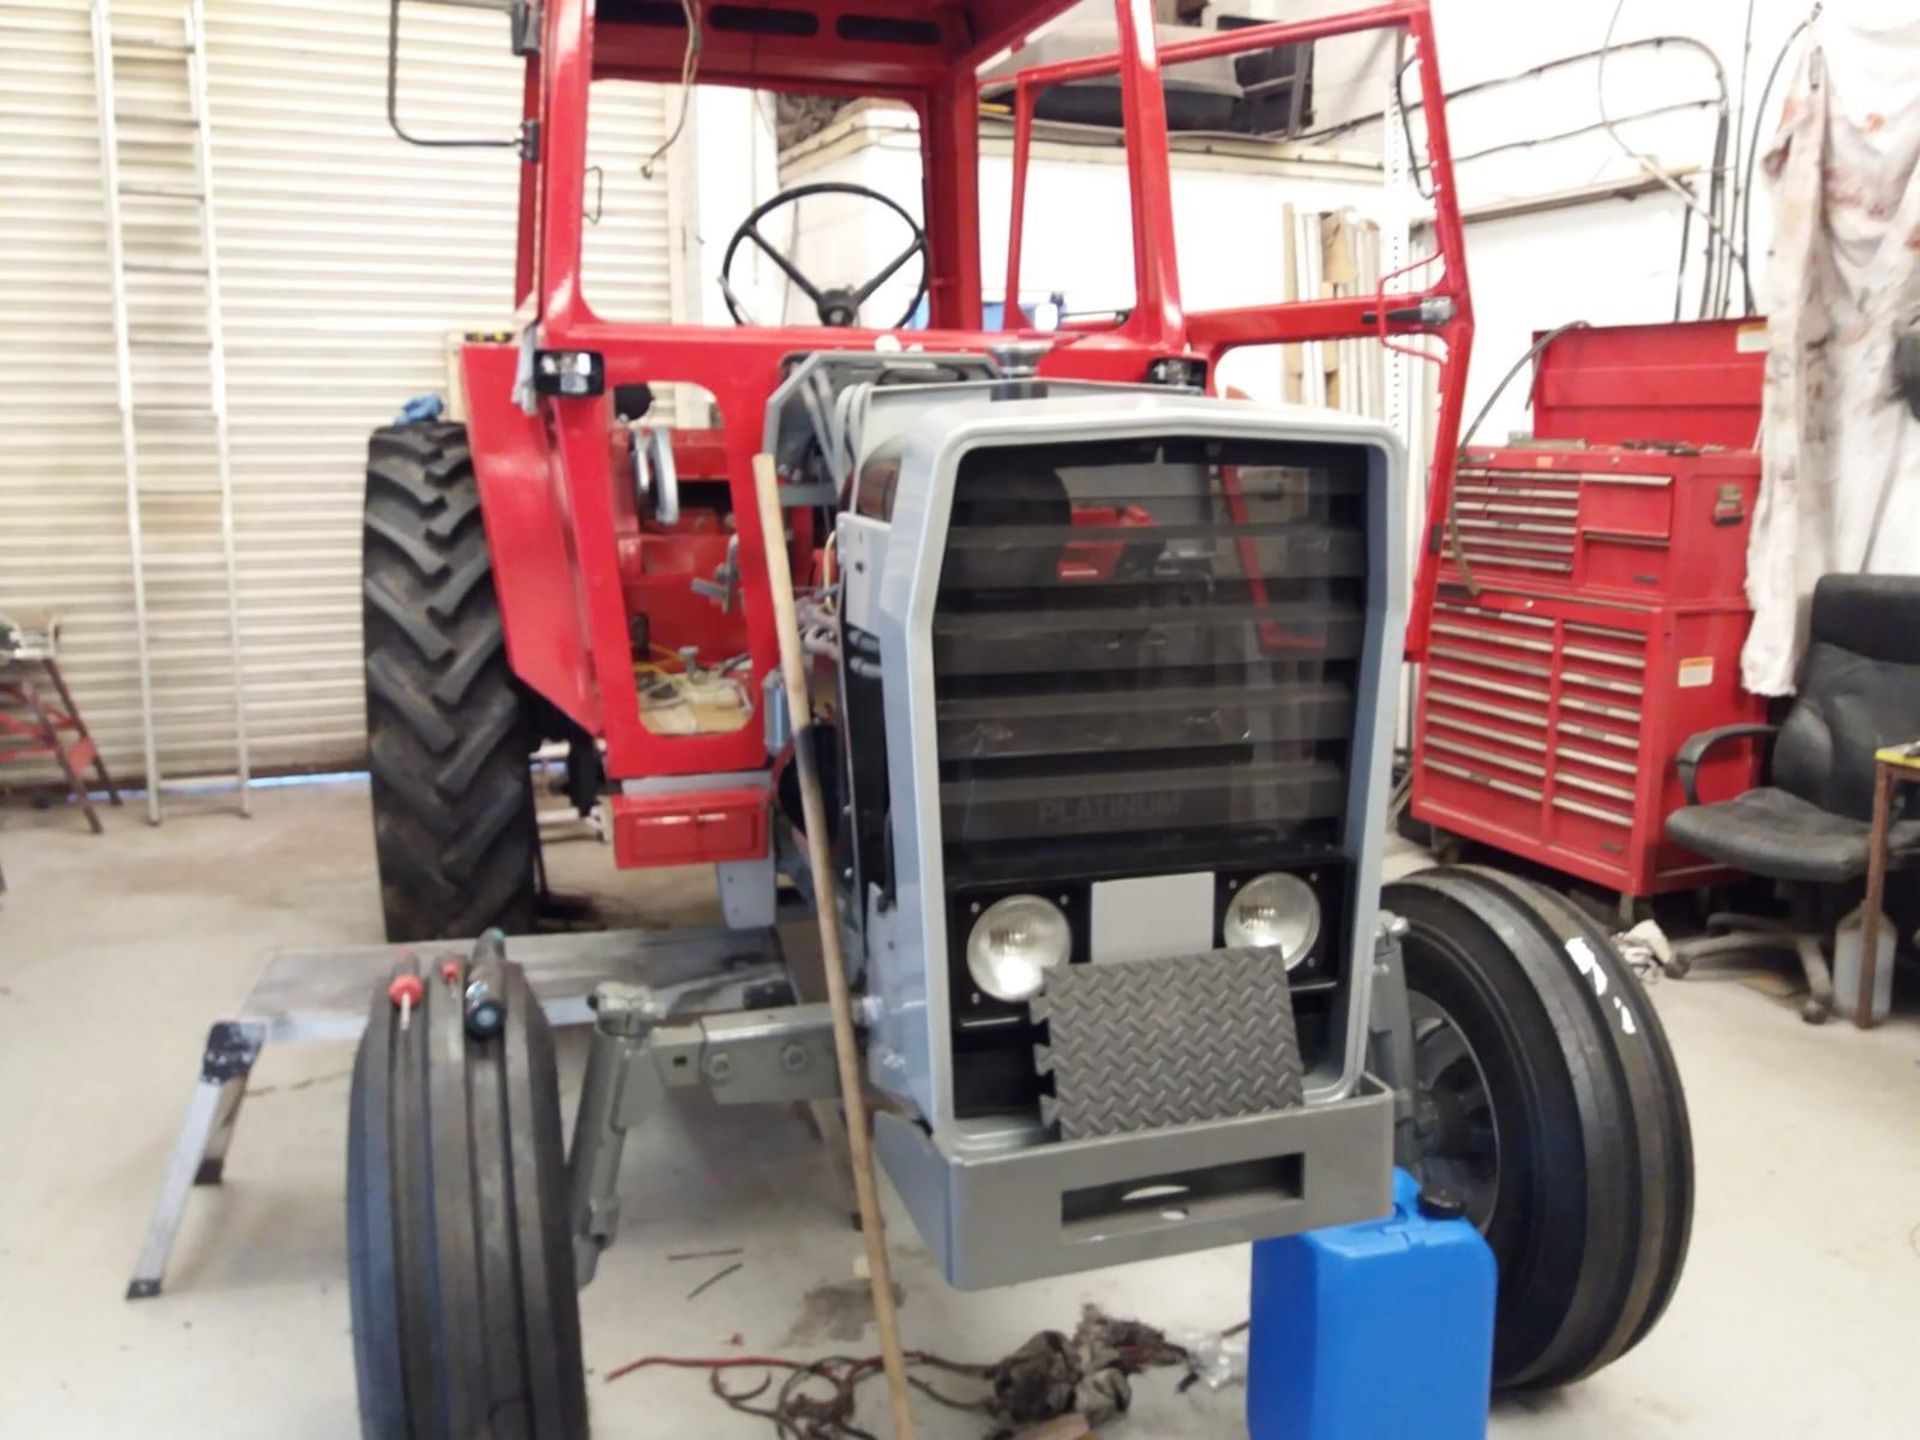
top-left (388, 974), bottom-right (425, 1032)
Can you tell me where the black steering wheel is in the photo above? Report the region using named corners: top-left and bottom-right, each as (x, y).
top-left (718, 182), bottom-right (929, 330)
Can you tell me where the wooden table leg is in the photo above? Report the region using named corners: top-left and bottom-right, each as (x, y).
top-left (1856, 761), bottom-right (1895, 1029)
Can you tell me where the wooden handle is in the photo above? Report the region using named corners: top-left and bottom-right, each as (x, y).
top-left (752, 452), bottom-right (918, 1438)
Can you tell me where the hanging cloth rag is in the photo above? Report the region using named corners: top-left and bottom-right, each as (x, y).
top-left (1744, 10), bottom-right (1920, 695)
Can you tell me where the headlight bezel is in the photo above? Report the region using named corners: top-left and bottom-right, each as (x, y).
top-left (1221, 869), bottom-right (1324, 968)
top-left (963, 892), bottom-right (1074, 1002)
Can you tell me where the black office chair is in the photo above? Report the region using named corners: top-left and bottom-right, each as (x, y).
top-left (1663, 575), bottom-right (1920, 1022)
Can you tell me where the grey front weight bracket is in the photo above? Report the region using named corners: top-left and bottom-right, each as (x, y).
top-left (566, 982), bottom-right (840, 1285)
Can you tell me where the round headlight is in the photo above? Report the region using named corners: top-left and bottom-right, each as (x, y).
top-left (966, 894), bottom-right (1071, 1002)
top-left (1224, 872), bottom-right (1321, 965)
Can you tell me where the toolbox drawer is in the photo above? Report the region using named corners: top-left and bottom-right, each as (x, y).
top-left (1449, 450), bottom-right (1756, 605)
top-left (1411, 593), bottom-right (1763, 896)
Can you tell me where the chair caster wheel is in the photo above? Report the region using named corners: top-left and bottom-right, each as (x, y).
top-left (1663, 957), bottom-right (1692, 981)
top-left (1800, 999), bottom-right (1831, 1025)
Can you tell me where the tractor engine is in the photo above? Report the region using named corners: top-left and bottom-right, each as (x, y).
top-left (769, 352), bottom-right (1406, 1285)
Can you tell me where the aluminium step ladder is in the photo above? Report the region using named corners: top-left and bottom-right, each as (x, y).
top-left (91, 0), bottom-right (249, 822)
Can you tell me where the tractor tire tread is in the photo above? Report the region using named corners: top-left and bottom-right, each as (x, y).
top-left (363, 422), bottom-right (537, 943)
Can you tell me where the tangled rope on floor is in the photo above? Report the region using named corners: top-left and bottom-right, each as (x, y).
top-left (606, 1306), bottom-right (1197, 1439)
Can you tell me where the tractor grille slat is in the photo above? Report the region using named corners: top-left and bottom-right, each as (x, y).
top-left (932, 436), bottom-right (1369, 875)
top-left (943, 524), bottom-right (1365, 592)
top-left (940, 758), bottom-right (1348, 842)
top-left (936, 678), bottom-right (1355, 761)
top-left (934, 600), bottom-right (1365, 677)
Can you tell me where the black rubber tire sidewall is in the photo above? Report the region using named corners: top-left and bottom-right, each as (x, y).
top-left (347, 955), bottom-right (588, 1439)
top-left (1465, 868), bottom-right (1695, 1362)
top-left (1385, 872), bottom-right (1643, 1390)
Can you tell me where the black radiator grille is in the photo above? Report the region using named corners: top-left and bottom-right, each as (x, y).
top-left (933, 435), bottom-right (1370, 883)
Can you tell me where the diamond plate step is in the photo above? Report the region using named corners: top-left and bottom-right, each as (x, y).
top-left (1032, 948), bottom-right (1304, 1140)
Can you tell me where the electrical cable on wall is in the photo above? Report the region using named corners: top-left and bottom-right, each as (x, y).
top-left (1451, 98), bottom-right (1718, 169)
top-left (641, 0), bottom-right (703, 180)
top-left (1313, 31), bottom-right (1740, 315)
top-left (1392, 50), bottom-right (1434, 201)
top-left (1727, 0), bottom-right (1760, 314)
top-left (1597, 0), bottom-right (1749, 315)
top-left (1672, 185), bottom-right (1694, 321)
top-left (1300, 34), bottom-right (1731, 149)
top-left (1739, 12), bottom-right (1817, 315)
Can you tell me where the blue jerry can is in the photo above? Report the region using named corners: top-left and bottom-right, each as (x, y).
top-left (1247, 1169), bottom-right (1496, 1440)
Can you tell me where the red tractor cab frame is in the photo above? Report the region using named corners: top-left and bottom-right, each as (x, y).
top-left (463, 0), bottom-right (1472, 867)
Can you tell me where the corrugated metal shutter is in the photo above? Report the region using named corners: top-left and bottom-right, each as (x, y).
top-left (0, 0), bottom-right (673, 783)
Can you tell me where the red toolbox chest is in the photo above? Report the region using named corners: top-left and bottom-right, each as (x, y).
top-left (1413, 580), bottom-right (1763, 897)
top-left (1411, 320), bottom-right (1768, 899)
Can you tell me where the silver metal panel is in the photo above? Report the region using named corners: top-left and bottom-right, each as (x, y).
top-left (716, 856), bottom-right (778, 929)
top-left (1089, 872), bottom-right (1214, 963)
top-left (1334, 424), bottom-right (1408, 1098)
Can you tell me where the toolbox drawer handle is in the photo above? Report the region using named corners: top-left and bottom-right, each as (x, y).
top-left (1580, 528), bottom-right (1670, 547)
top-left (1424, 756), bottom-right (1544, 803)
top-left (1553, 795), bottom-right (1634, 828)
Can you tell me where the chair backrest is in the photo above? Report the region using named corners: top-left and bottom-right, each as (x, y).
top-left (1773, 575), bottom-right (1920, 821)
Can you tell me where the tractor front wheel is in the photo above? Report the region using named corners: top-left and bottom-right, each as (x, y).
top-left (347, 951), bottom-right (588, 1439)
top-left (362, 423), bottom-right (538, 942)
top-left (1383, 866), bottom-right (1693, 1391)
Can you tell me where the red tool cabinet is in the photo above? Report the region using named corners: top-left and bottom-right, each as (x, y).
top-left (1409, 320), bottom-right (1768, 898)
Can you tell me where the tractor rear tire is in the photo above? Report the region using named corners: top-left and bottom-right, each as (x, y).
top-left (363, 423), bottom-right (538, 943)
top-left (347, 952), bottom-right (589, 1440)
top-left (1383, 866), bottom-right (1693, 1392)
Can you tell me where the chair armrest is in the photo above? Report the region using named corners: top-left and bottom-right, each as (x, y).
top-left (1675, 723), bottom-right (1779, 807)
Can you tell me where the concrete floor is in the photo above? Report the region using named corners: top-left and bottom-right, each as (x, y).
top-left (1, 775), bottom-right (1917, 1438)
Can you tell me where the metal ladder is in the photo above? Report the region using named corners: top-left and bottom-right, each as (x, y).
top-left (91, 0), bottom-right (249, 822)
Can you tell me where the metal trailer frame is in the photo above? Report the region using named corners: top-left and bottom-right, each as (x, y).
top-left (461, 0), bottom-right (1473, 862)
